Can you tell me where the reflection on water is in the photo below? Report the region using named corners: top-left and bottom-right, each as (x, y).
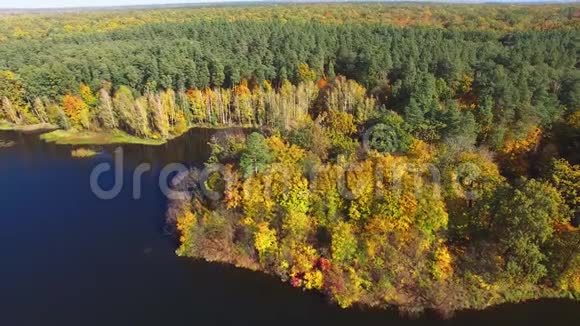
top-left (0, 129), bottom-right (577, 326)
top-left (0, 128), bottom-right (219, 167)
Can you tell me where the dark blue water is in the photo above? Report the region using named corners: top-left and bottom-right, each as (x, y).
top-left (0, 129), bottom-right (578, 326)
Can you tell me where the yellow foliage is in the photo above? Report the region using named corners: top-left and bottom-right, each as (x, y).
top-left (283, 211), bottom-right (312, 242)
top-left (459, 74), bottom-right (474, 94)
top-left (79, 83), bottom-right (97, 108)
top-left (224, 164), bottom-right (242, 209)
top-left (310, 164), bottom-right (345, 224)
top-left (297, 63), bottom-right (316, 82)
top-left (185, 89), bottom-right (206, 123)
top-left (303, 270), bottom-right (324, 290)
top-left (474, 274), bottom-right (492, 290)
top-left (176, 209), bottom-right (196, 234)
top-left (173, 110), bottom-right (188, 135)
top-left (267, 135), bottom-right (306, 165)
top-left (175, 205), bottom-right (198, 257)
top-left (374, 154), bottom-right (409, 187)
top-left (280, 260), bottom-right (290, 271)
top-left (432, 244), bottom-right (453, 280)
top-left (70, 148), bottom-right (98, 158)
top-left (407, 139), bottom-right (433, 163)
top-left (365, 216), bottom-right (396, 236)
top-left (264, 136), bottom-right (307, 202)
top-left (332, 266), bottom-right (368, 308)
top-left (161, 89), bottom-right (176, 125)
top-left (327, 77), bottom-right (376, 123)
top-left (234, 79), bottom-right (251, 96)
top-left (242, 175), bottom-right (275, 222)
top-left (242, 217), bottom-right (255, 227)
top-left (289, 244), bottom-right (318, 278)
top-left (62, 94), bottom-right (90, 128)
top-left (1, 70), bottom-right (16, 80)
top-left (331, 221), bottom-right (358, 263)
top-left (262, 80), bottom-right (273, 92)
top-left (254, 222), bottom-right (278, 260)
top-left (345, 160), bottom-right (374, 221)
top-left (447, 150), bottom-right (505, 201)
top-left (501, 127), bottom-right (542, 157)
top-left (12, 27), bottom-right (29, 38)
top-left (558, 255), bottom-right (580, 294)
top-left (567, 111), bottom-right (580, 129)
top-left (326, 109), bottom-right (356, 136)
top-left (401, 191), bottom-right (419, 218)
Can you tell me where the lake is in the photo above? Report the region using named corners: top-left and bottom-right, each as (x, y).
top-left (0, 129), bottom-right (577, 325)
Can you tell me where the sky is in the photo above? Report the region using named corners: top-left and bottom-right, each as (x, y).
top-left (0, 0), bottom-right (240, 9)
top-left (0, 0), bottom-right (567, 9)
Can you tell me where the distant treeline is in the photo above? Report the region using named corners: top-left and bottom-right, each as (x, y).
top-left (0, 3), bottom-right (578, 41)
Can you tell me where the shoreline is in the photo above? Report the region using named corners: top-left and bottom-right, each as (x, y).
top-left (177, 237), bottom-right (579, 317)
top-left (39, 129), bottom-right (168, 146)
top-left (1, 123), bottom-right (254, 146)
top-left (0, 122), bottom-right (59, 132)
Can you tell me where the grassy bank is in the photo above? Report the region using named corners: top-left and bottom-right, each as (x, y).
top-left (40, 130), bottom-right (167, 146)
top-left (5, 122), bottom-right (245, 146)
top-left (70, 147), bottom-right (100, 158)
top-left (0, 121), bottom-right (58, 132)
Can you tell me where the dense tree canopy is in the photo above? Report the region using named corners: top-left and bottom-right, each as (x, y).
top-left (0, 4), bottom-right (578, 153)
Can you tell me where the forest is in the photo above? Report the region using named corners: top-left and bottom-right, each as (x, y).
top-left (0, 3), bottom-right (578, 314)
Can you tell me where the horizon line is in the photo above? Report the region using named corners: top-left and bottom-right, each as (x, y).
top-left (0, 1), bottom-right (577, 11)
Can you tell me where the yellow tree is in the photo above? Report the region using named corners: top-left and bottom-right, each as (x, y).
top-left (0, 71), bottom-right (36, 124)
top-left (62, 94), bottom-right (90, 129)
top-left (161, 89), bottom-right (176, 128)
top-left (79, 83), bottom-right (97, 108)
top-left (97, 89), bottom-right (117, 129)
top-left (254, 222), bottom-right (278, 264)
top-left (113, 86), bottom-right (149, 136)
top-left (185, 89), bottom-right (206, 123)
top-left (297, 63), bottom-right (316, 83)
top-left (234, 80), bottom-right (253, 125)
top-left (32, 98), bottom-right (48, 123)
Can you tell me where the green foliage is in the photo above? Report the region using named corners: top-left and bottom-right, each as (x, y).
top-left (240, 132), bottom-right (274, 178)
top-left (547, 158), bottom-right (579, 219)
top-left (290, 121), bottom-right (330, 160)
top-left (494, 179), bottom-right (570, 283)
top-left (367, 111), bottom-right (413, 154)
top-left (208, 132), bottom-right (246, 164)
top-left (544, 230), bottom-right (580, 295)
top-left (0, 5), bottom-right (576, 148)
top-left (497, 179), bottom-right (569, 243)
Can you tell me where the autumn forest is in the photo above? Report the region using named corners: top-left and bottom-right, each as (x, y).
top-left (0, 3), bottom-right (579, 316)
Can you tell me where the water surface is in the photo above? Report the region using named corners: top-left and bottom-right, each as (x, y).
top-left (0, 129), bottom-right (577, 325)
